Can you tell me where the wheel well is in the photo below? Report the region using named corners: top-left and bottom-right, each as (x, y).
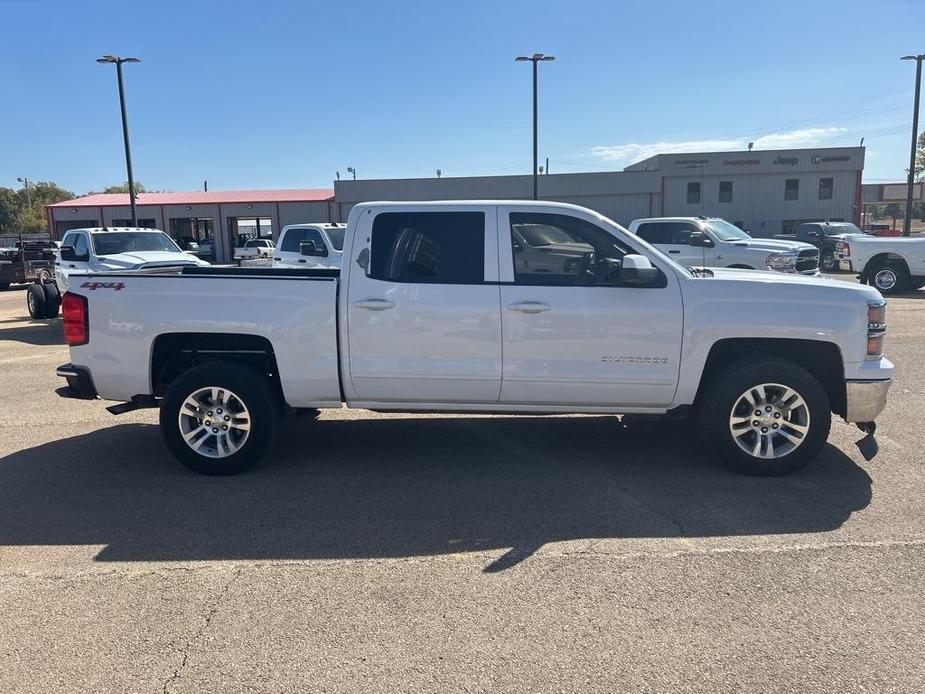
top-left (151, 333), bottom-right (284, 402)
top-left (697, 338), bottom-right (846, 415)
top-left (865, 252), bottom-right (909, 276)
top-left (727, 264), bottom-right (754, 270)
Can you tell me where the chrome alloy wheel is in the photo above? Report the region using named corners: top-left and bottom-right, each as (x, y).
top-left (178, 386), bottom-right (251, 458)
top-left (873, 268), bottom-right (897, 291)
top-left (728, 383), bottom-right (811, 460)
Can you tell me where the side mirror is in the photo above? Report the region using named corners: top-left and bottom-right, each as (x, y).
top-left (688, 231), bottom-right (715, 248)
top-left (300, 241), bottom-right (328, 257)
top-left (620, 254), bottom-right (660, 286)
top-left (60, 245), bottom-right (87, 262)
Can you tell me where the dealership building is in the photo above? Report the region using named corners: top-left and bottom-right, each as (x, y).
top-left (47, 146), bottom-right (866, 262)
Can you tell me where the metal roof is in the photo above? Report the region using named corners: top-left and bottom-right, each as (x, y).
top-left (47, 189), bottom-right (335, 208)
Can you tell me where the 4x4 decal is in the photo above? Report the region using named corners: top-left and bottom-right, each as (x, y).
top-left (79, 281), bottom-right (126, 291)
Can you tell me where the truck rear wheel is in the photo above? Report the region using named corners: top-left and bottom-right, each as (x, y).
top-left (160, 362), bottom-right (277, 475)
top-left (698, 358), bottom-right (831, 476)
top-left (867, 261), bottom-right (910, 295)
top-left (820, 250), bottom-right (837, 272)
top-left (26, 283), bottom-right (48, 319)
top-left (44, 282), bottom-right (61, 318)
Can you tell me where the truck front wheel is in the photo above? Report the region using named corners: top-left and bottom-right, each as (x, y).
top-left (160, 362), bottom-right (277, 475)
top-left (698, 358), bottom-right (831, 475)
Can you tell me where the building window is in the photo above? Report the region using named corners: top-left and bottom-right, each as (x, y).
top-left (687, 181), bottom-right (701, 204)
top-left (719, 181), bottom-right (733, 203)
top-left (785, 179), bottom-right (799, 201)
top-left (818, 177), bottom-right (834, 200)
top-left (111, 218), bottom-right (156, 228)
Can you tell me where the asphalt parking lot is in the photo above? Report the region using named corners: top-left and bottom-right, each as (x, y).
top-left (0, 279), bottom-right (923, 693)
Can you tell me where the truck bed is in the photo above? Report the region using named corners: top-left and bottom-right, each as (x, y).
top-left (66, 265), bottom-right (343, 407)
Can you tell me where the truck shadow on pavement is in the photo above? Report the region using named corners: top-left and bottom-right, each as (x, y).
top-left (0, 320), bottom-right (63, 346)
top-left (0, 416), bottom-right (872, 572)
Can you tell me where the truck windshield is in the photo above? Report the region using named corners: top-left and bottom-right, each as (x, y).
top-left (704, 219), bottom-right (750, 242)
top-left (326, 227), bottom-right (346, 251)
top-left (92, 232), bottom-right (182, 255)
top-left (824, 224), bottom-right (862, 236)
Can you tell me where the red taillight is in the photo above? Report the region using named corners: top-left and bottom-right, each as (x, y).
top-left (843, 242), bottom-right (851, 257)
top-left (62, 292), bottom-right (89, 346)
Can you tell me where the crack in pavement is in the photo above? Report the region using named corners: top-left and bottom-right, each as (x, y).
top-left (162, 566), bottom-right (242, 694)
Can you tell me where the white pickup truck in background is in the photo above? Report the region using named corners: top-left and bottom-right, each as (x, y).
top-left (628, 217), bottom-right (820, 275)
top-left (836, 235), bottom-right (925, 294)
top-left (56, 201), bottom-right (891, 477)
top-left (273, 223), bottom-right (346, 269)
top-left (27, 227), bottom-right (209, 319)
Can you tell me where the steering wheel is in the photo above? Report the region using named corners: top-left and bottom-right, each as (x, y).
top-left (577, 250), bottom-right (597, 282)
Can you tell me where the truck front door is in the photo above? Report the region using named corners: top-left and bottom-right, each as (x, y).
top-left (498, 208), bottom-right (683, 407)
top-left (344, 207), bottom-right (503, 404)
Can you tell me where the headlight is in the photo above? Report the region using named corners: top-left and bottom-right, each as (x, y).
top-left (867, 301), bottom-right (886, 358)
top-left (766, 253), bottom-right (798, 270)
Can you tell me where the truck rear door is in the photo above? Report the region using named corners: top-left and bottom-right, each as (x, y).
top-left (344, 207), bottom-right (503, 404)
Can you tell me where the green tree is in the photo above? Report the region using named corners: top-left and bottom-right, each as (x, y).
top-left (0, 181), bottom-right (74, 234)
top-left (103, 181), bottom-right (147, 194)
top-left (883, 202), bottom-right (904, 230)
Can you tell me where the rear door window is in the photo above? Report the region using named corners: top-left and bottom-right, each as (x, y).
top-left (635, 223), bottom-right (672, 245)
top-left (369, 212), bottom-right (485, 284)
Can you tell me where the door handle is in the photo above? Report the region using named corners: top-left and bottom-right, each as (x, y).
top-left (668, 250), bottom-right (681, 254)
top-left (508, 301), bottom-right (551, 314)
top-left (353, 299), bottom-right (395, 311)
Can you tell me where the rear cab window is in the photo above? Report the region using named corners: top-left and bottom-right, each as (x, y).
top-left (369, 212), bottom-right (485, 284)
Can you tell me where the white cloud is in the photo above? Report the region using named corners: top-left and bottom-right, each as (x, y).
top-left (591, 127), bottom-right (848, 164)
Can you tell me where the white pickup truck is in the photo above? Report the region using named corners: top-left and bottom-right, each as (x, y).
top-left (628, 217), bottom-right (820, 275)
top-left (27, 227), bottom-right (208, 319)
top-left (835, 235), bottom-right (925, 294)
top-left (272, 223), bottom-right (346, 269)
top-left (55, 201), bottom-right (892, 477)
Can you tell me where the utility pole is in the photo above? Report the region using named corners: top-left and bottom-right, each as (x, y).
top-left (515, 53), bottom-right (555, 199)
top-left (901, 53), bottom-right (924, 237)
top-left (97, 55), bottom-right (141, 225)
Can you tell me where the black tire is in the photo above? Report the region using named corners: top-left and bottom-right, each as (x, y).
top-left (44, 282), bottom-right (61, 318)
top-left (160, 362), bottom-right (278, 475)
top-left (910, 277), bottom-right (925, 290)
top-left (867, 260), bottom-right (910, 295)
top-left (820, 251), bottom-right (837, 272)
top-left (698, 357), bottom-right (831, 476)
top-left (26, 283), bottom-right (48, 319)
top-left (0, 282), bottom-right (10, 291)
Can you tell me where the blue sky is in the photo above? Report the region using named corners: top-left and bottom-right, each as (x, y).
top-left (1, 0), bottom-right (923, 194)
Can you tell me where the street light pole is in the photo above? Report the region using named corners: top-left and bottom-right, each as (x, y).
top-left (515, 53), bottom-right (555, 200)
top-left (97, 55), bottom-right (141, 226)
top-left (16, 177), bottom-right (30, 213)
top-left (901, 54), bottom-right (924, 237)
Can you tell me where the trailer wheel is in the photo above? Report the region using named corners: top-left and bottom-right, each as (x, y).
top-left (26, 284), bottom-right (49, 319)
top-left (44, 282), bottom-right (61, 318)
top-left (160, 362), bottom-right (277, 475)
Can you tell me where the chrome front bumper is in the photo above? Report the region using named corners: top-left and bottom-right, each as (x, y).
top-left (845, 379), bottom-right (891, 422)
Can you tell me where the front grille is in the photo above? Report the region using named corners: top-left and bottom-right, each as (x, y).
top-left (796, 249), bottom-right (819, 272)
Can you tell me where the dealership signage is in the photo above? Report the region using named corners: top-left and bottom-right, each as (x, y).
top-left (722, 158), bottom-right (760, 166)
top-left (674, 159), bottom-right (711, 167)
top-left (773, 156), bottom-right (799, 165)
top-left (812, 154), bottom-right (851, 164)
